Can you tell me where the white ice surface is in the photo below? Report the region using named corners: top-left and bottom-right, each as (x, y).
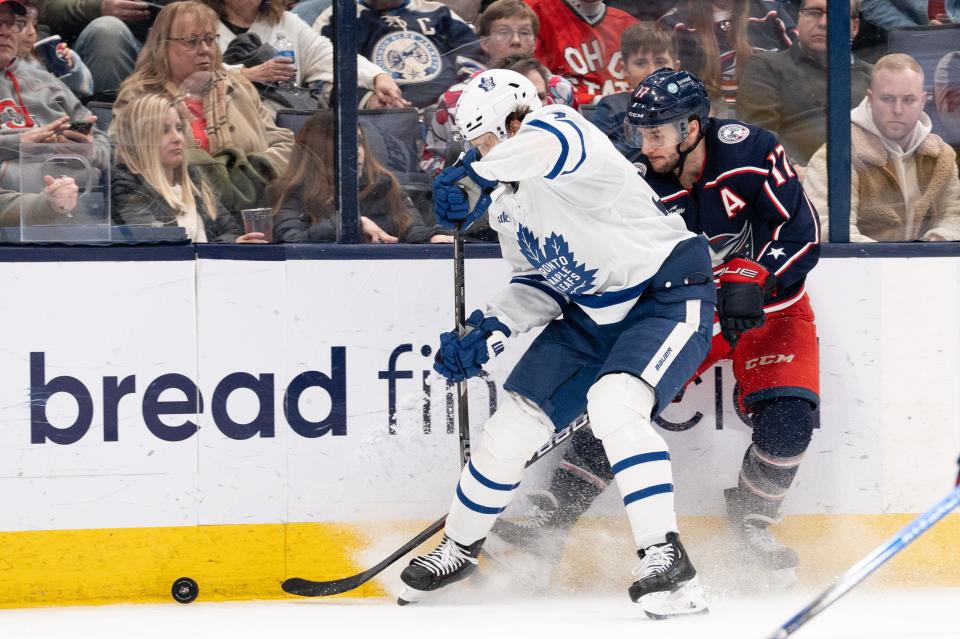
top-left (1, 588), bottom-right (957, 639)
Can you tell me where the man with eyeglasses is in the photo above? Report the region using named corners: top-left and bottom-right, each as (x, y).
top-left (421, 0), bottom-right (573, 176)
top-left (738, 0), bottom-right (873, 170)
top-left (526, 0), bottom-right (636, 106)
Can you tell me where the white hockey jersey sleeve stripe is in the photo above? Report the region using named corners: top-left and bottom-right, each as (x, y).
top-left (510, 274), bottom-right (569, 309)
top-left (525, 115), bottom-right (586, 179)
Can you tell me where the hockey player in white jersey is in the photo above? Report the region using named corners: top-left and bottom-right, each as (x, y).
top-left (398, 69), bottom-right (715, 618)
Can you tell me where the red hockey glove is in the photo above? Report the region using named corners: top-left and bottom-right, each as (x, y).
top-left (716, 256), bottom-right (776, 345)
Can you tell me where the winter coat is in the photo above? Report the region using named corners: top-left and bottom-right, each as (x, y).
top-left (110, 162), bottom-right (243, 242)
top-left (804, 98), bottom-right (960, 242)
top-left (737, 42), bottom-right (872, 165)
top-left (274, 174), bottom-right (447, 243)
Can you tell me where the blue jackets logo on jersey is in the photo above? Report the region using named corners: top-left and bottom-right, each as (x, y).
top-left (517, 224), bottom-right (597, 295)
top-left (373, 31), bottom-right (443, 82)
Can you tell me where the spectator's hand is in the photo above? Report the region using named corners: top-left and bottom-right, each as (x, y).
top-left (63, 46), bottom-right (76, 70)
top-left (58, 116), bottom-right (97, 144)
top-left (42, 175), bottom-right (78, 215)
top-left (20, 116), bottom-right (69, 144)
top-left (430, 233), bottom-right (454, 243)
top-left (361, 216), bottom-right (398, 243)
top-left (372, 74), bottom-right (410, 108)
top-left (242, 58), bottom-right (296, 84)
top-left (236, 232), bottom-right (269, 243)
top-left (101, 0), bottom-right (150, 22)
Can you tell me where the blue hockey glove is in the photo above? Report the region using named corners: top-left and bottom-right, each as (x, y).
top-left (460, 146), bottom-right (498, 191)
top-left (433, 148), bottom-right (498, 231)
top-left (434, 310), bottom-right (511, 382)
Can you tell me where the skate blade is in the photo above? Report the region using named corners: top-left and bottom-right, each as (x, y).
top-left (639, 577), bottom-right (710, 620)
top-left (396, 585), bottom-right (428, 606)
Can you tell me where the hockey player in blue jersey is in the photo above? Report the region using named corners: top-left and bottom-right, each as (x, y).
top-left (397, 68), bottom-right (715, 618)
top-left (489, 69), bottom-right (821, 585)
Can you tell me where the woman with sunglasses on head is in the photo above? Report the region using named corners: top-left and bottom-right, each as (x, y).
top-left (268, 110), bottom-right (452, 244)
top-left (110, 93), bottom-right (266, 243)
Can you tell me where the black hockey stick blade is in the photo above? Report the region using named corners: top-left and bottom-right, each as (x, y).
top-left (282, 515), bottom-right (447, 597)
top-left (282, 413), bottom-right (590, 597)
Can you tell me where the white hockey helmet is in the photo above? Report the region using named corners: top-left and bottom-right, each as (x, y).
top-left (455, 69), bottom-right (542, 143)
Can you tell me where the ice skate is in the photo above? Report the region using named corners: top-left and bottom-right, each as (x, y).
top-left (725, 487), bottom-right (798, 583)
top-left (397, 536), bottom-right (484, 605)
top-left (628, 532), bottom-right (709, 619)
top-left (483, 491), bottom-right (566, 590)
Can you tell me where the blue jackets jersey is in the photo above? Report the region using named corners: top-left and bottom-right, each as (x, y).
top-left (470, 105), bottom-right (700, 330)
top-left (637, 118), bottom-right (820, 309)
top-left (315, 0), bottom-right (482, 108)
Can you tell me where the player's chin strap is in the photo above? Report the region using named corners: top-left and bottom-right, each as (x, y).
top-left (673, 118), bottom-right (708, 178)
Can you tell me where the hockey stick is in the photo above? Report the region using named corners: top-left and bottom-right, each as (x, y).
top-left (453, 221), bottom-right (470, 467)
top-left (765, 483), bottom-right (960, 639)
top-left (281, 412), bottom-right (590, 597)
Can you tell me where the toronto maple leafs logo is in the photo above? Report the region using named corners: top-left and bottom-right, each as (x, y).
top-left (517, 224), bottom-right (598, 295)
top-left (478, 76), bottom-right (496, 92)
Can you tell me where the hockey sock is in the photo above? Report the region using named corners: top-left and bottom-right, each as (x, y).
top-left (603, 425), bottom-right (678, 549)
top-left (588, 374), bottom-right (678, 549)
top-left (735, 397), bottom-right (814, 520)
top-left (445, 393), bottom-right (553, 545)
top-left (549, 428), bottom-right (613, 527)
top-left (735, 444), bottom-right (803, 520)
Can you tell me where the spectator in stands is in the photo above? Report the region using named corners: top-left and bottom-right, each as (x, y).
top-left (18, 2), bottom-right (93, 97)
top-left (201, 0), bottom-right (406, 107)
top-left (592, 22), bottom-right (680, 162)
top-left (860, 0), bottom-right (959, 27)
top-left (38, 0), bottom-right (153, 99)
top-left (658, 0), bottom-right (794, 115)
top-left (0, 0), bottom-right (108, 192)
top-left (110, 94), bottom-right (267, 242)
top-left (804, 54), bottom-right (960, 241)
top-left (114, 1), bottom-right (294, 213)
top-left (738, 0), bottom-right (872, 170)
top-left (421, 0), bottom-right (573, 174)
top-left (0, 177), bottom-right (78, 225)
top-left (932, 51), bottom-right (960, 164)
top-left (527, 0), bottom-right (637, 106)
top-left (269, 110), bottom-right (453, 243)
top-left (313, 0), bottom-right (482, 108)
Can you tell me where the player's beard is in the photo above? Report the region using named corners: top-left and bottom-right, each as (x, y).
top-left (647, 150), bottom-right (681, 175)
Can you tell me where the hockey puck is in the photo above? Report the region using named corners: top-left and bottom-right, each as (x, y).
top-left (171, 577), bottom-right (199, 604)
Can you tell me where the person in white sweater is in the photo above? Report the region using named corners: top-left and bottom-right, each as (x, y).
top-left (202, 0), bottom-right (408, 107)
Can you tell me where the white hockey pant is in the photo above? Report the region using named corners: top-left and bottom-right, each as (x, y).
top-left (587, 373), bottom-right (678, 549)
top-left (445, 392), bottom-right (554, 545)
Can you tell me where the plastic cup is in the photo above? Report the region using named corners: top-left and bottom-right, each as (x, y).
top-left (241, 207), bottom-right (274, 242)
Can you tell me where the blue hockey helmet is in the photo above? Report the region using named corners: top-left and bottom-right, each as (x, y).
top-left (624, 68), bottom-right (710, 149)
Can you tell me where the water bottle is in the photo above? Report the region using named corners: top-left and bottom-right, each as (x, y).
top-left (274, 31), bottom-right (297, 90)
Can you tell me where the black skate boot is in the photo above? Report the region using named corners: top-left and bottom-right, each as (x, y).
top-left (628, 532), bottom-right (708, 619)
top-left (725, 487), bottom-right (798, 575)
top-left (397, 535), bottom-right (484, 605)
